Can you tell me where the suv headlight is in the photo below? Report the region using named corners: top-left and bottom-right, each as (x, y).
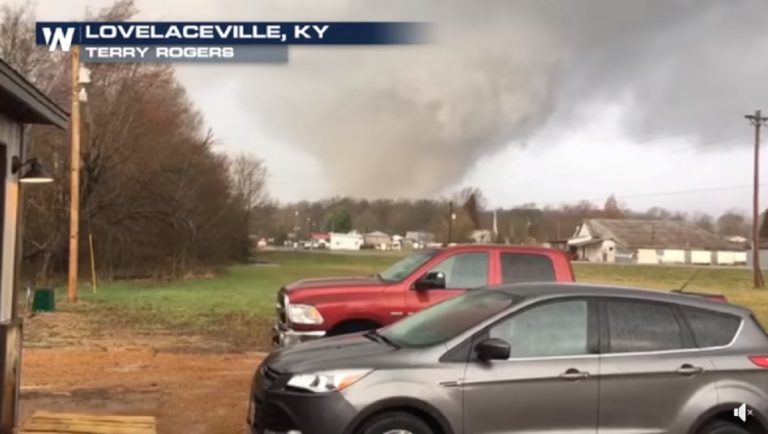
top-left (287, 369), bottom-right (371, 393)
top-left (287, 304), bottom-right (324, 325)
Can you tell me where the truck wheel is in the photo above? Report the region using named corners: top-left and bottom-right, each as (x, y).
top-left (698, 420), bottom-right (749, 434)
top-left (358, 411), bottom-right (433, 434)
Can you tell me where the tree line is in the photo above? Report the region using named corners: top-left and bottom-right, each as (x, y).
top-left (251, 191), bottom-right (753, 246)
top-left (2, 1), bottom-right (268, 282)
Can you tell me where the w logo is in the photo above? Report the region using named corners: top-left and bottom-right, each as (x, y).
top-left (40, 26), bottom-right (76, 52)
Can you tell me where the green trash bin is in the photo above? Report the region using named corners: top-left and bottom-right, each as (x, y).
top-left (32, 288), bottom-right (55, 312)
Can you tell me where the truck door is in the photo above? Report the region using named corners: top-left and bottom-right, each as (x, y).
top-left (403, 252), bottom-right (490, 317)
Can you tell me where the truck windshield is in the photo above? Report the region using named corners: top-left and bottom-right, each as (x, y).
top-left (378, 250), bottom-right (437, 282)
top-left (380, 290), bottom-right (518, 348)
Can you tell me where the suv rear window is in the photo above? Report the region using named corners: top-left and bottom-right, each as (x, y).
top-left (500, 253), bottom-right (556, 283)
top-left (681, 307), bottom-right (741, 348)
top-left (606, 300), bottom-right (689, 353)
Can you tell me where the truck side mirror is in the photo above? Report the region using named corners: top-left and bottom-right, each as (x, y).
top-left (414, 271), bottom-right (446, 291)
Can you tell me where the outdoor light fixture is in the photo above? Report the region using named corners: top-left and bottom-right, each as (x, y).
top-left (11, 156), bottom-right (54, 184)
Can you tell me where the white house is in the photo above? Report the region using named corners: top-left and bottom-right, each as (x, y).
top-left (391, 235), bottom-right (403, 250)
top-left (363, 231), bottom-right (392, 250)
top-left (468, 229), bottom-right (494, 243)
top-left (568, 219), bottom-right (746, 265)
top-left (405, 231), bottom-right (435, 244)
top-left (329, 232), bottom-right (363, 250)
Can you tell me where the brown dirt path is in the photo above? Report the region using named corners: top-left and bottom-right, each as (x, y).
top-left (19, 311), bottom-right (265, 434)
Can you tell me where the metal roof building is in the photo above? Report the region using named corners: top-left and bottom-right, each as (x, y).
top-left (569, 219), bottom-right (746, 265)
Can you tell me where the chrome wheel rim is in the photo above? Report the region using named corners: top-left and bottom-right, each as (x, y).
top-left (383, 431), bottom-right (414, 434)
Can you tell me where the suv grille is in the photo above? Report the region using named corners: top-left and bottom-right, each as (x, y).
top-left (251, 397), bottom-right (298, 432)
top-left (263, 401), bottom-right (296, 430)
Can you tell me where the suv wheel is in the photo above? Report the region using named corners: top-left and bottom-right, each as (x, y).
top-left (358, 411), bottom-right (434, 434)
top-left (698, 420), bottom-right (750, 434)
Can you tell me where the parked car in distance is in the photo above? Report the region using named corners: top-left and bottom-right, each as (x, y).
top-left (272, 244), bottom-right (575, 346)
top-left (250, 283), bottom-right (768, 434)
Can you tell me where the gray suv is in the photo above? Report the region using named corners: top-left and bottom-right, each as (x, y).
top-left (248, 283), bottom-right (768, 434)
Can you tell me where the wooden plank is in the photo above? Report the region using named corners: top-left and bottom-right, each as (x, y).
top-left (24, 418), bottom-right (156, 428)
top-left (21, 411), bottom-right (156, 434)
top-left (23, 425), bottom-right (154, 434)
top-left (30, 412), bottom-right (156, 424)
top-left (24, 419), bottom-right (155, 427)
top-left (22, 425), bottom-right (155, 433)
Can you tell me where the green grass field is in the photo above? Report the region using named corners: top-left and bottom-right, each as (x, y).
top-left (66, 251), bottom-right (768, 349)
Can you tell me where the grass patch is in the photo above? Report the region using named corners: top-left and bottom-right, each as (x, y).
top-left (573, 263), bottom-right (768, 324)
top-left (67, 251), bottom-right (397, 348)
top-left (49, 251), bottom-right (768, 349)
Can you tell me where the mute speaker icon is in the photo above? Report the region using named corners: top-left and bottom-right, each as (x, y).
top-left (734, 403), bottom-right (747, 422)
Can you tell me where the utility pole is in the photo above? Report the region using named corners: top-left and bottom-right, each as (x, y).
top-left (67, 46), bottom-right (81, 303)
top-left (525, 218), bottom-right (531, 244)
top-left (447, 202), bottom-right (454, 244)
top-left (293, 209), bottom-right (299, 236)
top-left (746, 110), bottom-right (768, 289)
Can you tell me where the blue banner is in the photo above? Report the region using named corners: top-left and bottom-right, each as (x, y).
top-left (35, 22), bottom-right (429, 49)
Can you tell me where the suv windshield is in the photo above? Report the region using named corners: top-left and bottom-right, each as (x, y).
top-left (381, 290), bottom-right (518, 348)
top-left (378, 250), bottom-right (437, 281)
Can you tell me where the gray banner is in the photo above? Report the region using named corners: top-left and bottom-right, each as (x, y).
top-left (81, 45), bottom-right (288, 63)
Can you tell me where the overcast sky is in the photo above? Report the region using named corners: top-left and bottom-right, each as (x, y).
top-left (14, 0), bottom-right (768, 216)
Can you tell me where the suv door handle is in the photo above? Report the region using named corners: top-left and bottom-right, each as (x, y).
top-left (559, 368), bottom-right (590, 381)
top-left (675, 364), bottom-right (703, 375)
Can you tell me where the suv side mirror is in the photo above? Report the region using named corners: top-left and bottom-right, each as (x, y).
top-left (414, 271), bottom-right (446, 291)
top-left (475, 338), bottom-right (510, 361)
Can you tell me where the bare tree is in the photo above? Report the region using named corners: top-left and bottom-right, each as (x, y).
top-left (3, 1), bottom-right (266, 280)
top-left (603, 194), bottom-right (624, 219)
top-left (717, 210), bottom-right (748, 237)
top-left (693, 212), bottom-right (715, 232)
top-left (229, 153), bottom-right (269, 260)
top-left (229, 153), bottom-right (268, 212)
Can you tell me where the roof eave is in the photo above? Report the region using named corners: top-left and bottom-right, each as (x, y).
top-left (0, 60), bottom-right (68, 130)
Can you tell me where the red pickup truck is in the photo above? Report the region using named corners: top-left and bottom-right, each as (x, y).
top-left (272, 244), bottom-right (575, 347)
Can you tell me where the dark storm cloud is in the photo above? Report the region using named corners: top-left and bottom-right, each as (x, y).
top-left (230, 0), bottom-right (768, 197)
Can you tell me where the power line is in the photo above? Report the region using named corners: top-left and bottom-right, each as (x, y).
top-left (609, 185), bottom-right (767, 200)
top-left (533, 184), bottom-right (768, 207)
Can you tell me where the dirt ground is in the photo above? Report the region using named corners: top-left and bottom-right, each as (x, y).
top-left (19, 311), bottom-right (265, 434)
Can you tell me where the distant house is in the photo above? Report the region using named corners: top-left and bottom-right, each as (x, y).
top-left (329, 232), bottom-right (363, 250)
top-left (747, 238), bottom-right (768, 269)
top-left (543, 239), bottom-right (570, 253)
top-left (568, 219), bottom-right (746, 265)
top-left (363, 231), bottom-right (392, 249)
top-left (310, 232), bottom-right (330, 248)
top-left (727, 235), bottom-right (748, 245)
top-left (405, 231), bottom-right (435, 245)
top-left (468, 229), bottom-right (493, 243)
